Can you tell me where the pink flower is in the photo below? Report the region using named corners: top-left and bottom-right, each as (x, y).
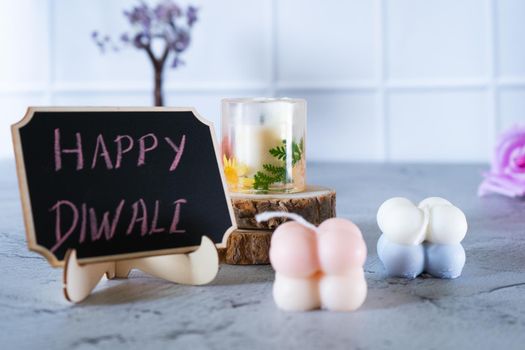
top-left (479, 125), bottom-right (525, 197)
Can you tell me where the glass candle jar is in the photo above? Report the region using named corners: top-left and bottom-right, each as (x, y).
top-left (221, 97), bottom-right (306, 194)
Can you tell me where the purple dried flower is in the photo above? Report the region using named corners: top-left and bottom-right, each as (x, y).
top-left (171, 29), bottom-right (190, 52)
top-left (187, 6), bottom-right (198, 27)
top-left (92, 31), bottom-right (109, 53)
top-left (93, 1), bottom-right (199, 106)
top-left (133, 32), bottom-right (151, 48)
top-left (155, 0), bottom-right (182, 23)
top-left (97, 1), bottom-right (196, 58)
top-left (96, 42), bottom-right (105, 52)
top-left (124, 3), bottom-right (152, 29)
top-left (171, 56), bottom-right (184, 68)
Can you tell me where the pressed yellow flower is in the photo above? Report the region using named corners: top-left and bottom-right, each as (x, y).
top-left (223, 155), bottom-right (248, 186)
top-left (241, 177), bottom-right (255, 188)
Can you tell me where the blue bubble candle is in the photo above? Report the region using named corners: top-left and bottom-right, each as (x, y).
top-left (376, 197), bottom-right (468, 279)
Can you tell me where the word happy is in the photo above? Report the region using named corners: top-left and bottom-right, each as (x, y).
top-left (49, 129), bottom-right (189, 253)
top-left (53, 128), bottom-right (186, 171)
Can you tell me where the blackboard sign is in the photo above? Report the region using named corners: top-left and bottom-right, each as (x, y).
top-left (12, 107), bottom-right (235, 267)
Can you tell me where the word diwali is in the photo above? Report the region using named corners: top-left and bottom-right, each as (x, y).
top-left (50, 198), bottom-right (188, 253)
top-left (49, 129), bottom-right (190, 253)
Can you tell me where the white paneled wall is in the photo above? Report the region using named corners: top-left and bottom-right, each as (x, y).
top-left (1, 0), bottom-right (525, 162)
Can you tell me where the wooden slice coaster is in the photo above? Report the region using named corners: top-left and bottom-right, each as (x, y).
top-left (218, 229), bottom-right (273, 265)
top-left (230, 185), bottom-right (336, 230)
top-left (219, 186), bottom-right (337, 265)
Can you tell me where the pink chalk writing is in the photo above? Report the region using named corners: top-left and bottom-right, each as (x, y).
top-left (114, 135), bottom-right (134, 169)
top-left (49, 198), bottom-right (189, 253)
top-left (170, 199), bottom-right (187, 233)
top-left (149, 200), bottom-right (165, 234)
top-left (54, 128), bottom-right (84, 171)
top-left (53, 130), bottom-right (186, 172)
top-left (49, 130), bottom-right (192, 253)
top-left (89, 200), bottom-right (125, 241)
top-left (49, 200), bottom-right (79, 253)
top-left (127, 199), bottom-right (149, 236)
top-left (91, 134), bottom-right (114, 170)
top-left (165, 135), bottom-right (186, 171)
top-left (138, 133), bottom-right (158, 167)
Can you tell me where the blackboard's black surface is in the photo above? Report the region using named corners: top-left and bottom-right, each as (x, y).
top-left (16, 109), bottom-right (233, 263)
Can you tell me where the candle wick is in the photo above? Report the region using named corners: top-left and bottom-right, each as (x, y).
top-left (255, 211), bottom-right (317, 231)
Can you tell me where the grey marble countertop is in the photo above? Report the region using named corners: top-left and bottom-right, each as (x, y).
top-left (1, 160), bottom-right (524, 350)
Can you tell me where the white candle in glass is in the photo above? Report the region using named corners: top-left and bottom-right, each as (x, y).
top-left (234, 125), bottom-right (280, 176)
top-left (222, 97), bottom-right (306, 193)
top-left (232, 101), bottom-right (293, 177)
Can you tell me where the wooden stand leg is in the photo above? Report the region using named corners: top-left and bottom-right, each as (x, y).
top-left (115, 236), bottom-right (218, 285)
top-left (63, 250), bottom-right (115, 303)
top-left (63, 236), bottom-right (219, 303)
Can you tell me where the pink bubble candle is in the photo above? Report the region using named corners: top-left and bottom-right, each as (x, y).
top-left (256, 212), bottom-right (367, 312)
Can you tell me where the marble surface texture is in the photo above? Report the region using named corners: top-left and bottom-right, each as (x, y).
top-left (0, 160), bottom-right (524, 350)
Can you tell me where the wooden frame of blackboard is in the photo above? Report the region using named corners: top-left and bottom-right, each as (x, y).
top-left (12, 107), bottom-right (236, 268)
